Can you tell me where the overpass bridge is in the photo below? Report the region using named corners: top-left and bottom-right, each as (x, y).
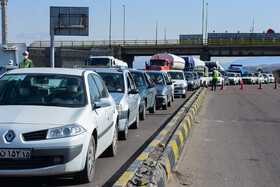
top-left (28, 34), bottom-right (280, 68)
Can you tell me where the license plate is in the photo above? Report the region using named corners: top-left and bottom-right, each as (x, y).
top-left (0, 149), bottom-right (31, 159)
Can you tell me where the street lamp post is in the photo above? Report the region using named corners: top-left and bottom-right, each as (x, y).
top-left (202, 0), bottom-right (205, 42)
top-left (1, 0), bottom-right (8, 44)
top-left (156, 21), bottom-right (158, 45)
top-left (205, 3), bottom-right (208, 41)
top-left (109, 0), bottom-right (112, 46)
top-left (123, 5), bottom-right (125, 43)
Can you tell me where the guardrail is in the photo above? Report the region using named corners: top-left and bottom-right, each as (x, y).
top-left (29, 37), bottom-right (280, 48)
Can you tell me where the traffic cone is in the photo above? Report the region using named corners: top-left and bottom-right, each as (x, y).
top-left (274, 79), bottom-right (278, 89)
top-left (241, 80), bottom-right (244, 90)
top-left (220, 80), bottom-right (224, 90)
top-left (259, 80), bottom-right (263, 89)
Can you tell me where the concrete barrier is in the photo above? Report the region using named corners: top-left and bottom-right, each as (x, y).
top-left (113, 88), bottom-right (206, 187)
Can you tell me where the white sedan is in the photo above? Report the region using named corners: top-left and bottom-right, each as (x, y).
top-left (0, 68), bottom-right (118, 183)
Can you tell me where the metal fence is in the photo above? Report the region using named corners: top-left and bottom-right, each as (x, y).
top-left (29, 38), bottom-right (280, 48)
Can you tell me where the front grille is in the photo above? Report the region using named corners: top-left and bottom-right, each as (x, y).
top-left (22, 130), bottom-right (48, 141)
top-left (0, 156), bottom-right (63, 170)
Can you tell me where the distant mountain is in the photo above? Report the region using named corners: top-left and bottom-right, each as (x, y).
top-left (220, 57), bottom-right (280, 70)
top-left (243, 63), bottom-right (280, 72)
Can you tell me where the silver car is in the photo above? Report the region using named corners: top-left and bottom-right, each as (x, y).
top-left (148, 71), bottom-right (173, 110)
top-left (88, 68), bottom-right (141, 140)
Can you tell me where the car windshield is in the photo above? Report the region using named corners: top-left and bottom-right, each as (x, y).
top-left (219, 71), bottom-right (226, 76)
top-left (148, 73), bottom-right (165, 85)
top-left (88, 58), bottom-right (110, 66)
top-left (184, 72), bottom-right (193, 79)
top-left (197, 72), bottom-right (204, 77)
top-left (168, 72), bottom-right (184, 80)
top-left (150, 60), bottom-right (166, 66)
top-left (228, 73), bottom-right (235, 77)
top-left (209, 72), bottom-right (213, 76)
top-left (98, 73), bottom-right (124, 93)
top-left (269, 74), bottom-right (273, 77)
top-left (131, 72), bottom-right (145, 87)
top-left (0, 74), bottom-right (86, 107)
top-left (243, 74), bottom-right (253, 77)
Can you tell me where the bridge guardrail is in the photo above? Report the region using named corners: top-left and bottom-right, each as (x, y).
top-left (29, 37), bottom-right (280, 48)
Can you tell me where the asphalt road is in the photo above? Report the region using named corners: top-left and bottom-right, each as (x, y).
top-left (0, 91), bottom-right (195, 187)
top-left (168, 84), bottom-right (280, 187)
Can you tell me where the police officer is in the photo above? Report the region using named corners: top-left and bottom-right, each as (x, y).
top-left (19, 51), bottom-right (34, 69)
top-left (211, 67), bottom-right (219, 91)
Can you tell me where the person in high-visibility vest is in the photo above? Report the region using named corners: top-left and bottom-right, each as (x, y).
top-left (211, 67), bottom-right (219, 91)
top-left (19, 51), bottom-right (34, 69)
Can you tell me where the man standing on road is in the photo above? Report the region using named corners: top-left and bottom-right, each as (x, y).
top-left (19, 51), bottom-right (34, 69)
top-left (211, 67), bottom-right (218, 91)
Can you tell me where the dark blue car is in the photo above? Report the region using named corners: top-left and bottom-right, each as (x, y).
top-left (129, 70), bottom-right (157, 120)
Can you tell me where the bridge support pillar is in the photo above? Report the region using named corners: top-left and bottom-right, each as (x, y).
top-left (200, 51), bottom-right (211, 61)
top-left (121, 55), bottom-right (135, 68)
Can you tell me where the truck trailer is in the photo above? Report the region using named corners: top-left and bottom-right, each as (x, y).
top-left (146, 53), bottom-right (185, 70)
top-left (181, 56), bottom-right (205, 71)
top-left (86, 56), bottom-right (128, 68)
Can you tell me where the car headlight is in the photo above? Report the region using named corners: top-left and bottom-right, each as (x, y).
top-left (47, 124), bottom-right (86, 139)
top-left (116, 103), bottom-right (122, 112)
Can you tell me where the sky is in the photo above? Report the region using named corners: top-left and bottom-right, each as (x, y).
top-left (2, 0), bottom-right (280, 66)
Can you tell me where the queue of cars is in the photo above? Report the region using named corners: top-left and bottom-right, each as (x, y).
top-left (241, 72), bottom-right (275, 84)
top-left (0, 64), bottom-right (277, 183)
top-left (0, 66), bottom-right (192, 183)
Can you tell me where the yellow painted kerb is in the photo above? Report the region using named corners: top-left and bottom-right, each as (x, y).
top-left (175, 131), bottom-right (184, 149)
top-left (137, 152), bottom-right (149, 161)
top-left (113, 171), bottom-right (134, 186)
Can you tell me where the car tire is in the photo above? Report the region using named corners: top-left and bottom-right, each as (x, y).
top-left (163, 100), bottom-right (168, 110)
top-left (140, 102), bottom-right (146, 120)
top-left (182, 91), bottom-right (186, 98)
top-left (131, 111), bottom-right (139, 129)
top-left (119, 119), bottom-right (128, 140)
top-left (149, 100), bottom-right (156, 113)
top-left (75, 135), bottom-right (96, 183)
top-left (168, 97), bottom-right (172, 107)
top-left (104, 124), bottom-right (118, 156)
top-left (171, 94), bottom-right (174, 102)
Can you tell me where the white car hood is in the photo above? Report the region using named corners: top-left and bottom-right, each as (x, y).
top-left (110, 93), bottom-right (124, 104)
top-left (173, 80), bottom-right (187, 85)
top-left (0, 105), bottom-right (87, 125)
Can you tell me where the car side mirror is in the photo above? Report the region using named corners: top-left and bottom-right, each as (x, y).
top-left (167, 82), bottom-right (173, 85)
top-left (148, 83), bottom-right (155, 88)
top-left (93, 98), bottom-right (111, 110)
top-left (128, 89), bottom-right (139, 94)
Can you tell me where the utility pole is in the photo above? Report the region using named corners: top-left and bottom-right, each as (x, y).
top-left (155, 21), bottom-right (158, 45)
top-left (205, 3), bottom-right (208, 41)
top-left (109, 0), bottom-right (112, 46)
top-left (202, 0), bottom-right (204, 42)
top-left (1, 0), bottom-right (8, 44)
top-left (123, 5), bottom-right (125, 42)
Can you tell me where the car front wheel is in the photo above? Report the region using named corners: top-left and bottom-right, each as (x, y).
top-left (119, 119), bottom-right (128, 140)
top-left (140, 102), bottom-right (146, 120)
top-left (149, 99), bottom-right (156, 113)
top-left (75, 135), bottom-right (96, 183)
top-left (131, 111), bottom-right (140, 129)
top-left (104, 124), bottom-right (118, 156)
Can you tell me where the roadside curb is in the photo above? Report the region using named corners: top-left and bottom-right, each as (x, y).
top-left (155, 88), bottom-right (206, 186)
top-left (113, 88), bottom-right (206, 187)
